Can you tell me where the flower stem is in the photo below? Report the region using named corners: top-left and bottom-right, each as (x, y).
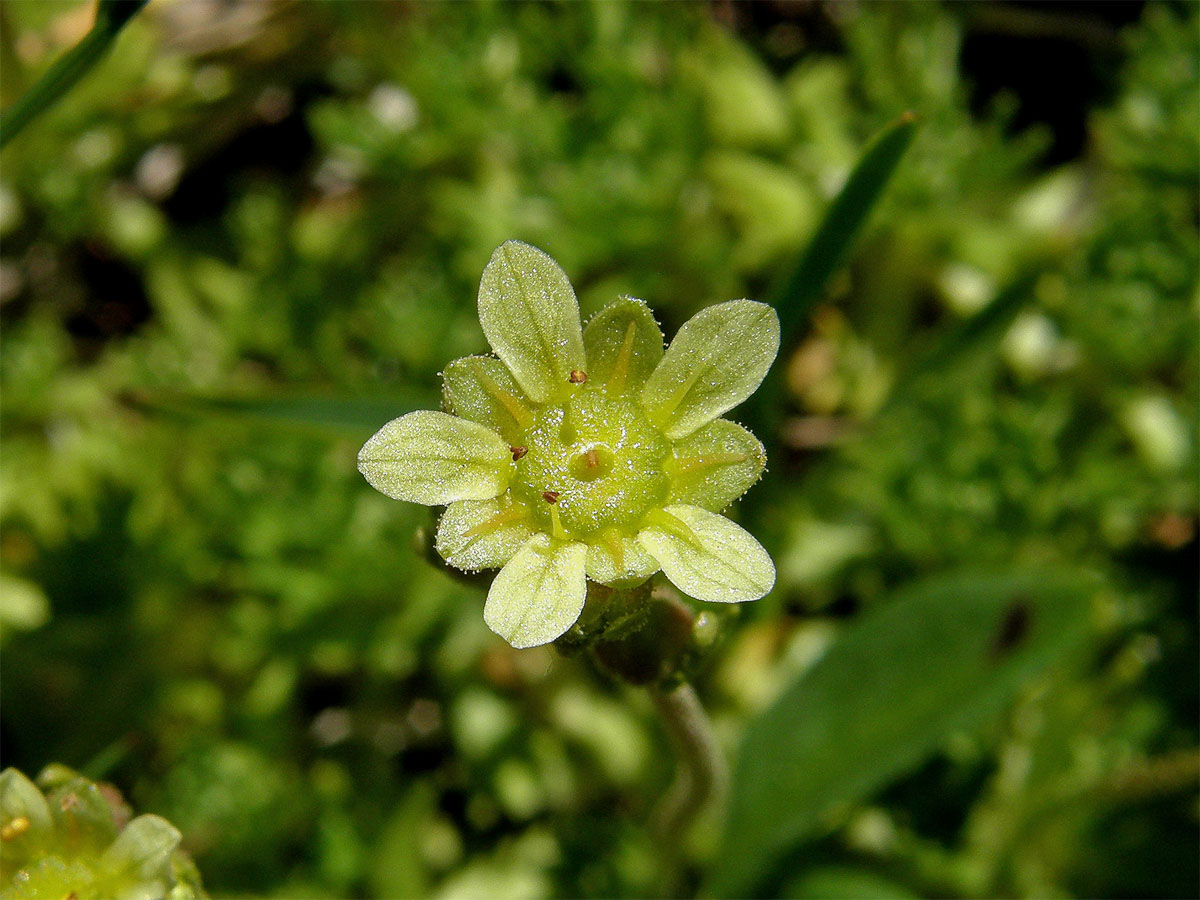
top-left (649, 680), bottom-right (728, 847)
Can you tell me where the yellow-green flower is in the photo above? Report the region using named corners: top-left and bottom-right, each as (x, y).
top-left (359, 241), bottom-right (779, 649)
top-left (0, 766), bottom-right (206, 900)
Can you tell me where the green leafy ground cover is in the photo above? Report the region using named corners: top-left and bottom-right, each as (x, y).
top-left (1, 2), bottom-right (1196, 897)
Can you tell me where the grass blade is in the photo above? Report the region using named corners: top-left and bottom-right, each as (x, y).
top-left (1, 0), bottom-right (148, 148)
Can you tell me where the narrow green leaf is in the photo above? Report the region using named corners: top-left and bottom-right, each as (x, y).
top-left (582, 297), bottom-right (664, 394)
top-left (477, 240), bottom-right (586, 403)
top-left (484, 534), bottom-right (588, 648)
top-left (358, 410), bottom-right (512, 505)
top-left (641, 300), bottom-right (780, 441)
top-left (637, 505), bottom-right (774, 604)
top-left (666, 418), bottom-right (766, 511)
top-left (0, 0), bottom-right (149, 148)
top-left (768, 112), bottom-right (918, 340)
top-left (710, 568), bottom-right (1095, 898)
top-left (890, 271), bottom-right (1038, 399)
top-left (125, 389), bottom-right (439, 435)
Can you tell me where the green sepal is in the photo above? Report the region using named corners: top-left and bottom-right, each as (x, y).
top-left (442, 355), bottom-right (534, 445)
top-left (582, 297), bottom-right (664, 395)
top-left (665, 418), bottom-right (766, 511)
top-left (44, 772), bottom-right (121, 857)
top-left (585, 531), bottom-right (660, 587)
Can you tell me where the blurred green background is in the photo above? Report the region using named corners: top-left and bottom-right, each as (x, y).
top-left (1, 1), bottom-right (1196, 897)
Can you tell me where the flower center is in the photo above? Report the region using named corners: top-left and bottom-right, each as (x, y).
top-left (569, 444), bottom-right (614, 481)
top-left (512, 388), bottom-right (671, 539)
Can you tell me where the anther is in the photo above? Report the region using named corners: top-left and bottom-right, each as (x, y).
top-left (568, 369), bottom-right (588, 384)
top-left (542, 491), bottom-right (560, 504)
top-left (510, 445), bottom-right (528, 461)
top-left (1, 816), bottom-right (30, 841)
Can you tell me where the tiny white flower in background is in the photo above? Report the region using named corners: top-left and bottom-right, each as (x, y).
top-left (359, 241), bottom-right (779, 649)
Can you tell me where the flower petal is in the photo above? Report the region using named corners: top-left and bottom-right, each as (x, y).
top-left (586, 530), bottom-right (660, 587)
top-left (477, 241), bottom-right (585, 403)
top-left (0, 768), bottom-right (53, 836)
top-left (665, 418), bottom-right (766, 511)
top-left (582, 296), bottom-right (664, 394)
top-left (637, 505), bottom-right (775, 603)
top-left (436, 496), bottom-right (533, 572)
top-left (442, 355), bottom-right (535, 445)
top-left (641, 299), bottom-right (780, 440)
top-left (484, 534), bottom-right (588, 648)
top-left (358, 410), bottom-right (512, 505)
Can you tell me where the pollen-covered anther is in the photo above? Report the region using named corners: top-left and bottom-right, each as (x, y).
top-left (542, 490), bottom-right (560, 504)
top-left (510, 445), bottom-right (528, 461)
top-left (1, 816), bottom-right (30, 841)
top-left (568, 369), bottom-right (588, 384)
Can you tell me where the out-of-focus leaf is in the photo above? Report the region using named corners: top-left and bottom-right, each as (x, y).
top-left (786, 866), bottom-right (920, 900)
top-left (710, 568), bottom-right (1095, 898)
top-left (0, 574), bottom-right (49, 640)
top-left (0, 0), bottom-right (148, 148)
top-left (768, 111), bottom-right (918, 343)
top-left (891, 271), bottom-right (1038, 399)
top-left (126, 390), bottom-right (438, 436)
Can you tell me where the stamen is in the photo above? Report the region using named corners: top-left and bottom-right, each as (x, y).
top-left (568, 369), bottom-right (588, 384)
top-left (510, 445), bottom-right (528, 461)
top-left (1, 817), bottom-right (30, 841)
top-left (463, 505), bottom-right (528, 538)
top-left (665, 452), bottom-right (750, 477)
top-left (602, 529), bottom-right (626, 571)
top-left (549, 504), bottom-right (567, 540)
top-left (607, 320), bottom-right (637, 393)
top-left (478, 369), bottom-right (534, 430)
top-left (542, 490), bottom-right (560, 504)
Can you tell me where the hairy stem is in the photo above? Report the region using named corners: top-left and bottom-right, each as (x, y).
top-left (649, 681), bottom-right (729, 843)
